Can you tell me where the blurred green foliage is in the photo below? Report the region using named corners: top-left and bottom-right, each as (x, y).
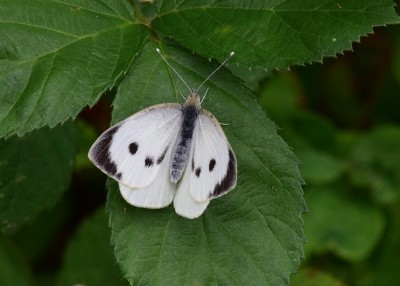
top-left (258, 25), bottom-right (400, 285)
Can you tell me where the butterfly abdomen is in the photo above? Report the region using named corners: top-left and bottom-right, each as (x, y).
top-left (170, 103), bottom-right (200, 183)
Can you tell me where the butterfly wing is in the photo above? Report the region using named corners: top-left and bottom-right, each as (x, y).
top-left (173, 108), bottom-right (236, 218)
top-left (173, 174), bottom-right (209, 219)
top-left (189, 109), bottom-right (237, 202)
top-left (118, 136), bottom-right (177, 208)
top-left (88, 103), bottom-right (182, 189)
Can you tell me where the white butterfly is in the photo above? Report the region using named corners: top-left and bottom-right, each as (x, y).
top-left (88, 49), bottom-right (237, 219)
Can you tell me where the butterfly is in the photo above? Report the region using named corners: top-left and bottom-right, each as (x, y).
top-left (88, 49), bottom-right (237, 219)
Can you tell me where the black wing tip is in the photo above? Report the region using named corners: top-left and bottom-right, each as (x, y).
top-left (209, 149), bottom-right (237, 198)
top-left (88, 125), bottom-right (122, 180)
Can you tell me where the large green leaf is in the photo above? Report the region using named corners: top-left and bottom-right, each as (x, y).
top-left (152, 0), bottom-right (400, 68)
top-left (0, 123), bottom-right (77, 234)
top-left (0, 0), bottom-right (147, 137)
top-left (106, 42), bottom-right (305, 285)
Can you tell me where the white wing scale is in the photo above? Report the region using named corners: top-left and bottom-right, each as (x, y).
top-left (119, 141), bottom-right (176, 208)
top-left (173, 176), bottom-right (209, 219)
top-left (88, 104), bottom-right (182, 189)
top-left (189, 110), bottom-right (236, 202)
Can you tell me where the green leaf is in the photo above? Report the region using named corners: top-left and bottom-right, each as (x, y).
top-left (336, 131), bottom-right (363, 160)
top-left (304, 186), bottom-right (385, 262)
top-left (57, 208), bottom-right (128, 286)
top-left (13, 194), bottom-right (71, 263)
top-left (296, 149), bottom-right (345, 185)
top-left (106, 42), bottom-right (305, 285)
top-left (229, 64), bottom-right (271, 92)
top-left (287, 112), bottom-right (338, 153)
top-left (258, 72), bottom-right (300, 124)
top-left (0, 123), bottom-right (77, 234)
top-left (152, 0), bottom-right (400, 68)
top-left (0, 236), bottom-right (33, 286)
top-left (351, 125), bottom-right (400, 204)
top-left (0, 0), bottom-right (147, 137)
top-left (260, 78), bottom-right (346, 185)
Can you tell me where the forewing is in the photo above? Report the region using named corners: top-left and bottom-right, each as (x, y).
top-left (189, 109), bottom-right (237, 202)
top-left (88, 104), bottom-right (182, 189)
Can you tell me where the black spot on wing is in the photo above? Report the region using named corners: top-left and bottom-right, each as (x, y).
top-left (195, 167), bottom-right (201, 177)
top-left (209, 159), bottom-right (216, 172)
top-left (157, 146), bottom-right (169, 165)
top-left (91, 125), bottom-right (120, 178)
top-left (191, 157), bottom-right (195, 172)
top-left (145, 156), bottom-right (154, 167)
top-left (129, 142), bottom-right (138, 155)
top-left (116, 172), bottom-right (122, 180)
top-left (210, 150), bottom-right (236, 198)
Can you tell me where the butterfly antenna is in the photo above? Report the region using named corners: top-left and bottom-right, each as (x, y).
top-left (195, 52), bottom-right (234, 93)
top-left (156, 48), bottom-right (192, 93)
top-left (179, 91), bottom-right (186, 101)
top-left (200, 87), bottom-right (209, 104)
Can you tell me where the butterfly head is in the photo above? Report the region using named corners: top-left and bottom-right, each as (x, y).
top-left (183, 90), bottom-right (202, 108)
top-left (156, 48), bottom-right (234, 108)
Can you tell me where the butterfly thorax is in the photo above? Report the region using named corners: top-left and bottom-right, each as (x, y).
top-left (170, 92), bottom-right (201, 183)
